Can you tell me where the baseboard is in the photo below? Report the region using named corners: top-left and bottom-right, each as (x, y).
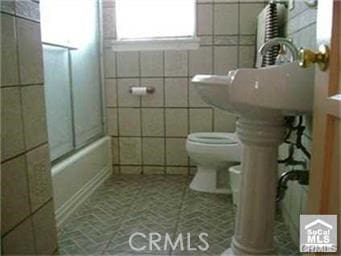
top-left (55, 166), bottom-right (111, 227)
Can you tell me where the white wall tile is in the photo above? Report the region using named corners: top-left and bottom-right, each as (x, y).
top-left (140, 51), bottom-right (163, 77)
top-left (117, 78), bottom-right (140, 107)
top-left (2, 217), bottom-right (36, 255)
top-left (105, 79), bottom-right (117, 107)
top-left (214, 4), bottom-right (238, 35)
top-left (214, 46), bottom-right (238, 75)
top-left (15, 0), bottom-right (40, 21)
top-left (1, 156), bottom-right (30, 235)
top-left (26, 144), bottom-right (53, 211)
top-left (1, 88), bottom-right (25, 160)
top-left (17, 18), bottom-right (44, 84)
top-left (197, 4), bottom-right (213, 35)
top-left (189, 108), bottom-right (213, 133)
top-left (165, 78), bottom-right (188, 107)
top-left (141, 78), bottom-right (164, 107)
top-left (32, 201), bottom-right (58, 254)
top-left (103, 50), bottom-right (116, 78)
top-left (213, 35), bottom-right (238, 45)
top-left (118, 108), bottom-right (141, 136)
top-left (214, 108), bottom-right (237, 132)
top-left (111, 137), bottom-right (120, 165)
top-left (119, 138), bottom-right (142, 165)
top-left (141, 108), bottom-right (164, 136)
top-left (120, 166), bottom-right (142, 174)
top-left (0, 0), bottom-right (15, 14)
top-left (239, 46), bottom-right (255, 68)
top-left (21, 86), bottom-right (48, 149)
top-left (198, 35), bottom-right (213, 45)
top-left (103, 7), bottom-right (116, 39)
top-left (1, 14), bottom-right (19, 86)
top-left (239, 3), bottom-right (265, 34)
top-left (117, 52), bottom-right (139, 77)
top-left (189, 82), bottom-right (209, 107)
top-left (142, 138), bottom-right (165, 165)
top-left (165, 51), bottom-right (188, 77)
top-left (239, 35), bottom-right (256, 45)
top-left (166, 138), bottom-right (188, 165)
top-left (107, 108), bottom-right (118, 136)
top-left (189, 46), bottom-right (213, 76)
top-left (165, 109), bottom-right (188, 137)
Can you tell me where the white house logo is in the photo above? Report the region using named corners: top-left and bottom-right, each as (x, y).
top-left (300, 215), bottom-right (337, 253)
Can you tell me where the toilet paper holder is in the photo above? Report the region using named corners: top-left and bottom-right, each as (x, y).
top-left (129, 86), bottom-right (155, 94)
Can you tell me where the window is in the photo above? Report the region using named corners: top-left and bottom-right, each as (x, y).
top-left (113, 0), bottom-right (199, 51)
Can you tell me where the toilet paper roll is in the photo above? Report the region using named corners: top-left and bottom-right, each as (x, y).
top-left (130, 87), bottom-right (148, 96)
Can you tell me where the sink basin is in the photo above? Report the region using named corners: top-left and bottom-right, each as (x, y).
top-left (192, 62), bottom-right (314, 117)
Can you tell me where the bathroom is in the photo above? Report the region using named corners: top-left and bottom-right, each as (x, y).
top-left (1, 0), bottom-right (340, 255)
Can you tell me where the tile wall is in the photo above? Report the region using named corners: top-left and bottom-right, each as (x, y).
top-left (1, 0), bottom-right (58, 254)
top-left (102, 0), bottom-right (266, 175)
top-left (279, 0), bottom-right (317, 245)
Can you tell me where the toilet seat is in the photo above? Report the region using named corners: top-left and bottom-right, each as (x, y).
top-left (187, 132), bottom-right (239, 145)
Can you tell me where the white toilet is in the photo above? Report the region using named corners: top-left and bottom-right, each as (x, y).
top-left (186, 132), bottom-right (241, 194)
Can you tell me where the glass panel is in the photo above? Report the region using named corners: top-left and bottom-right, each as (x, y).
top-left (70, 0), bottom-right (103, 147)
top-left (43, 45), bottom-right (73, 160)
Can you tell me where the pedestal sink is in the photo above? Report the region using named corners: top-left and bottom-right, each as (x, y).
top-left (192, 62), bottom-right (314, 255)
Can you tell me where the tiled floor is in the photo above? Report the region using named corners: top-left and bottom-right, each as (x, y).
top-left (58, 175), bottom-right (299, 255)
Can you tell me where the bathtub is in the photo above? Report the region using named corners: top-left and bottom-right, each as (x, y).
top-left (51, 136), bottom-right (112, 227)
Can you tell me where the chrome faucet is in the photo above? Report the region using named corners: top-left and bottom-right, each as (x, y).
top-left (259, 37), bottom-right (299, 62)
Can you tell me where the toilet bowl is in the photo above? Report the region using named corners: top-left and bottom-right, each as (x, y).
top-left (186, 132), bottom-right (241, 194)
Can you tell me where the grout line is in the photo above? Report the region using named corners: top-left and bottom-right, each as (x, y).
top-left (107, 106), bottom-right (213, 110)
top-left (138, 51), bottom-right (144, 175)
top-left (162, 51), bottom-right (167, 174)
top-left (212, 1), bottom-right (215, 74)
top-left (114, 52), bottom-right (121, 174)
top-left (186, 49), bottom-right (190, 175)
top-left (12, 16), bottom-right (38, 253)
top-left (1, 141), bottom-right (49, 164)
top-left (211, 1), bottom-right (216, 133)
top-left (1, 11), bottom-right (41, 24)
top-left (1, 83), bottom-right (44, 89)
top-left (237, 1), bottom-right (241, 68)
top-left (1, 197), bottom-right (53, 239)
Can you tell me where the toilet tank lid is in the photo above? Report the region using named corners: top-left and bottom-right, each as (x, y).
top-left (187, 132), bottom-right (239, 145)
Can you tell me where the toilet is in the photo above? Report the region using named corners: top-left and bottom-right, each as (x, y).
top-left (186, 132), bottom-right (241, 194)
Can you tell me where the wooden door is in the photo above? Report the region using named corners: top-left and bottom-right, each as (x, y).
top-left (307, 0), bottom-right (340, 251)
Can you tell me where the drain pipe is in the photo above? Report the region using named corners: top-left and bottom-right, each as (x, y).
top-left (276, 170), bottom-right (309, 202)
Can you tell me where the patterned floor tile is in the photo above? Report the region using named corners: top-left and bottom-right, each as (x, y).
top-left (58, 174), bottom-right (299, 255)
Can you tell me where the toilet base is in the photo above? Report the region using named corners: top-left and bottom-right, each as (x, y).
top-left (190, 167), bottom-right (231, 194)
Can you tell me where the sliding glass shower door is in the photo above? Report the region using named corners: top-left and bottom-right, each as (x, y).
top-left (41, 0), bottom-right (103, 161)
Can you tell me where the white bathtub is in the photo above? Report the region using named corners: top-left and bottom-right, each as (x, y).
top-left (51, 136), bottom-right (112, 227)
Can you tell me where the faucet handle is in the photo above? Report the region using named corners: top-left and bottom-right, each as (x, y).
top-left (298, 44), bottom-right (330, 71)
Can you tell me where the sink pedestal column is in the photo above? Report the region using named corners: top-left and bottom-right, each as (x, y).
top-left (224, 117), bottom-right (285, 255)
